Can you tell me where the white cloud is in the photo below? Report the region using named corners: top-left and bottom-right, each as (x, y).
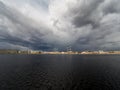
top-left (0, 0), bottom-right (120, 50)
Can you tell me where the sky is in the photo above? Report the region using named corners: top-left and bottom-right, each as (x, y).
top-left (0, 0), bottom-right (120, 51)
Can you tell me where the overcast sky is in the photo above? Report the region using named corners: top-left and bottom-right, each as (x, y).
top-left (0, 0), bottom-right (120, 51)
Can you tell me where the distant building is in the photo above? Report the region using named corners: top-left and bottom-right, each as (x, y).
top-left (81, 51), bottom-right (88, 54)
top-left (98, 50), bottom-right (104, 54)
top-left (61, 52), bottom-right (65, 54)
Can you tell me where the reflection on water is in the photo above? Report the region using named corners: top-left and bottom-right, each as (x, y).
top-left (0, 55), bottom-right (120, 90)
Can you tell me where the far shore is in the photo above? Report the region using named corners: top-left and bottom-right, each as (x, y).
top-left (0, 50), bottom-right (120, 55)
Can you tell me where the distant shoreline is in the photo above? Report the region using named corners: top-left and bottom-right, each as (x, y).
top-left (0, 53), bottom-right (120, 55)
top-left (0, 50), bottom-right (120, 55)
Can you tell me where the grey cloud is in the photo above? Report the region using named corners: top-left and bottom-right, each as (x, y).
top-left (0, 1), bottom-right (54, 50)
top-left (102, 0), bottom-right (120, 15)
top-left (69, 0), bottom-right (105, 28)
top-left (1, 0), bottom-right (120, 51)
top-left (64, 0), bottom-right (120, 50)
top-left (68, 0), bottom-right (120, 29)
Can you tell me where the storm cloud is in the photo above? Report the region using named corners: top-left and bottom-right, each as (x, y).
top-left (0, 0), bottom-right (120, 51)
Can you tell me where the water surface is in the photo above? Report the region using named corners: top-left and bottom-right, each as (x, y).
top-left (0, 54), bottom-right (120, 90)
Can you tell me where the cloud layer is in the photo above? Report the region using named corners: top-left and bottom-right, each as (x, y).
top-left (0, 0), bottom-right (120, 51)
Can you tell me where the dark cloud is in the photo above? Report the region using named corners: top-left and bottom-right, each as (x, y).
top-left (64, 0), bottom-right (120, 50)
top-left (0, 1), bottom-right (54, 50)
top-left (71, 0), bottom-right (104, 28)
top-left (0, 0), bottom-right (120, 51)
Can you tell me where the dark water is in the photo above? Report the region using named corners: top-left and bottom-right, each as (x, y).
top-left (0, 55), bottom-right (120, 90)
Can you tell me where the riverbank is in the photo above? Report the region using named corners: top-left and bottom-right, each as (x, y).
top-left (0, 50), bottom-right (120, 55)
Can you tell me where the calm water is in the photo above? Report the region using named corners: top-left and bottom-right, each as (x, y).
top-left (0, 55), bottom-right (120, 90)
